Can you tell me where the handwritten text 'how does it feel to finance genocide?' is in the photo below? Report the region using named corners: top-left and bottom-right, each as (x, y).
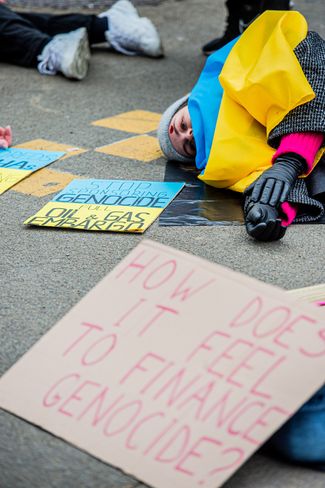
top-left (0, 240), bottom-right (324, 488)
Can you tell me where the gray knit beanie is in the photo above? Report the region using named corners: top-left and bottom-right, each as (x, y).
top-left (157, 94), bottom-right (194, 163)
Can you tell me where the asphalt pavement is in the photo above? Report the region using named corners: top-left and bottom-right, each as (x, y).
top-left (0, 0), bottom-right (324, 487)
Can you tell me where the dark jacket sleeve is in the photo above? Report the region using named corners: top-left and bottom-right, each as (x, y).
top-left (268, 31), bottom-right (325, 147)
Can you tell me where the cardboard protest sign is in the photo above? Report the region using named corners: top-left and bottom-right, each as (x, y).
top-left (0, 240), bottom-right (324, 488)
top-left (288, 284), bottom-right (325, 310)
top-left (24, 179), bottom-right (184, 233)
top-left (0, 148), bottom-right (65, 194)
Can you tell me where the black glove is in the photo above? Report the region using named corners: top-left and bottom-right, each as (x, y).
top-left (244, 200), bottom-right (287, 241)
top-left (245, 153), bottom-right (306, 207)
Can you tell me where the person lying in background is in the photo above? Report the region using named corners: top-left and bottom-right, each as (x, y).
top-left (0, 0), bottom-right (162, 81)
top-left (158, 10), bottom-right (325, 242)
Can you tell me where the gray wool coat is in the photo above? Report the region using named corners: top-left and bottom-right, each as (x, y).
top-left (267, 31), bottom-right (325, 223)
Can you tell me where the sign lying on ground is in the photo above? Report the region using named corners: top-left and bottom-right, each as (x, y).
top-left (25, 179), bottom-right (184, 233)
top-left (0, 148), bottom-right (65, 194)
top-left (288, 284), bottom-right (325, 309)
top-left (0, 241), bottom-right (324, 487)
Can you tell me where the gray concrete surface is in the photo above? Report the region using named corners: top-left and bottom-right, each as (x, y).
top-left (7, 0), bottom-right (164, 10)
top-left (0, 0), bottom-right (324, 487)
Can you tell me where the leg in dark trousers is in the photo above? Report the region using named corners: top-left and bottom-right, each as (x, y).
top-left (0, 2), bottom-right (162, 73)
top-left (202, 0), bottom-right (290, 55)
top-left (0, 4), bottom-right (106, 68)
top-left (0, 4), bottom-right (50, 67)
top-left (19, 12), bottom-right (107, 45)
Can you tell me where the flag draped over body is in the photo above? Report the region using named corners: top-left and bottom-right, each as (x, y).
top-left (188, 10), bottom-right (323, 193)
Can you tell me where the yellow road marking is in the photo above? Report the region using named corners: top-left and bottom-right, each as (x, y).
top-left (92, 110), bottom-right (162, 134)
top-left (11, 168), bottom-right (80, 197)
top-left (95, 135), bottom-right (163, 162)
top-left (15, 139), bottom-right (88, 160)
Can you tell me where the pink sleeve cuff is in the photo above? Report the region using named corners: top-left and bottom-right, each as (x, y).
top-left (280, 202), bottom-right (298, 227)
top-left (272, 132), bottom-right (324, 173)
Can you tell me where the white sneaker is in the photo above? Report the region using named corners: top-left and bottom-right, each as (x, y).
top-left (37, 27), bottom-right (90, 80)
top-left (100, 0), bottom-right (163, 58)
top-left (99, 0), bottom-right (139, 20)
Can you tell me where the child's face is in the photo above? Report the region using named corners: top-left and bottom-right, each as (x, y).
top-left (169, 105), bottom-right (196, 159)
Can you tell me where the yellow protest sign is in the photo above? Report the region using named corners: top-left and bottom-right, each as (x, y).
top-left (0, 148), bottom-right (65, 195)
top-left (25, 201), bottom-right (162, 232)
top-left (25, 179), bottom-right (184, 233)
top-left (0, 168), bottom-right (28, 194)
